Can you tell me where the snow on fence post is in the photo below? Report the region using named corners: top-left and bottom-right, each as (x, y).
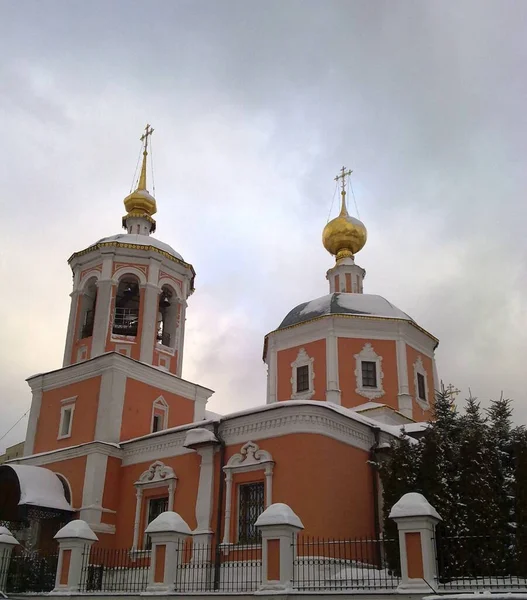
top-left (51, 520), bottom-right (98, 594)
top-left (255, 503), bottom-right (304, 591)
top-left (145, 511), bottom-right (191, 592)
top-left (389, 492), bottom-right (441, 593)
top-left (0, 527), bottom-right (19, 593)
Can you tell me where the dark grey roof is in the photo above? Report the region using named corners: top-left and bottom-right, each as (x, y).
top-left (278, 293), bottom-right (413, 330)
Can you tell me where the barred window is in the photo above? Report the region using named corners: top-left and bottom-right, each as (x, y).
top-left (145, 497), bottom-right (168, 549)
top-left (417, 373), bottom-right (426, 401)
top-left (238, 482), bottom-right (264, 544)
top-left (296, 365), bottom-right (310, 393)
top-left (361, 361), bottom-right (377, 388)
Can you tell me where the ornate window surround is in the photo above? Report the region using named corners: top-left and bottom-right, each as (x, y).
top-left (290, 348), bottom-right (315, 400)
top-left (413, 355), bottom-right (430, 410)
top-left (221, 441), bottom-right (274, 546)
top-left (354, 343), bottom-right (385, 400)
top-left (132, 460), bottom-right (177, 549)
top-left (151, 396), bottom-right (169, 432)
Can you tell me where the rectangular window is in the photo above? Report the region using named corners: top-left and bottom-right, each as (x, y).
top-left (361, 361), bottom-right (377, 388)
top-left (59, 405), bottom-right (74, 439)
top-left (145, 496), bottom-right (169, 549)
top-left (417, 373), bottom-right (426, 401)
top-left (296, 365), bottom-right (310, 393)
top-left (152, 414), bottom-right (162, 433)
top-left (238, 482), bottom-right (265, 544)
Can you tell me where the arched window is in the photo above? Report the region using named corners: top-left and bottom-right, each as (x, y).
top-left (79, 277), bottom-right (98, 339)
top-left (156, 285), bottom-right (178, 348)
top-left (113, 275), bottom-right (141, 336)
top-left (54, 473), bottom-right (72, 504)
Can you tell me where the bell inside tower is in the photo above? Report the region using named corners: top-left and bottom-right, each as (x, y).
top-left (79, 278), bottom-right (98, 339)
top-left (113, 276), bottom-right (141, 336)
top-left (157, 285), bottom-right (178, 348)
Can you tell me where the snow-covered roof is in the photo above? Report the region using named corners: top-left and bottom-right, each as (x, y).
top-left (184, 427), bottom-right (219, 448)
top-left (278, 293), bottom-right (413, 330)
top-left (145, 511), bottom-right (191, 535)
top-left (255, 503), bottom-right (304, 529)
top-left (2, 465), bottom-right (74, 512)
top-left (389, 492), bottom-right (441, 520)
top-left (95, 233), bottom-right (183, 261)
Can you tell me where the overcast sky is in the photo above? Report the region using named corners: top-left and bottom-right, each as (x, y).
top-left (1, 0), bottom-right (527, 452)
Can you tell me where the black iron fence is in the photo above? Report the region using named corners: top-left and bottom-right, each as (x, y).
top-left (436, 531), bottom-right (527, 590)
top-left (176, 540), bottom-right (262, 592)
top-left (3, 549), bottom-right (58, 594)
top-left (79, 547), bottom-right (150, 592)
top-left (292, 536), bottom-right (400, 590)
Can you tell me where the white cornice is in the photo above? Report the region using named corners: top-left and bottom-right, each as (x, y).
top-left (9, 441), bottom-right (122, 467)
top-left (26, 352), bottom-right (214, 401)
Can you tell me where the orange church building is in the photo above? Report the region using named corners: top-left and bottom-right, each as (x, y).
top-left (0, 130), bottom-right (439, 552)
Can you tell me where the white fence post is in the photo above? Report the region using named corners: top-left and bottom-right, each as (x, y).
top-left (51, 520), bottom-right (98, 594)
top-left (389, 492), bottom-right (441, 593)
top-left (0, 527), bottom-right (19, 593)
top-left (145, 511), bottom-right (191, 592)
top-left (256, 503), bottom-right (304, 591)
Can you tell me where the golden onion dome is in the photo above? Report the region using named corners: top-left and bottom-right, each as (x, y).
top-left (322, 181), bottom-right (367, 261)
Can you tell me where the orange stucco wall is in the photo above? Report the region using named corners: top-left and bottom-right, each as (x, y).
top-left (43, 455), bottom-right (87, 509)
top-left (277, 339), bottom-right (326, 401)
top-left (119, 379), bottom-right (195, 441)
top-left (213, 434), bottom-right (375, 541)
top-left (338, 338), bottom-right (398, 410)
top-left (100, 456), bottom-right (122, 533)
top-left (115, 452), bottom-right (201, 547)
top-left (406, 345), bottom-right (435, 421)
top-left (33, 377), bottom-right (101, 454)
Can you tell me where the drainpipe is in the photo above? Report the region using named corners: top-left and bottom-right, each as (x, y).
top-left (213, 421), bottom-right (226, 590)
top-left (370, 426), bottom-right (382, 565)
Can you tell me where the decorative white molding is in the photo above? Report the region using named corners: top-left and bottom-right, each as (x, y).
top-left (151, 396), bottom-right (169, 432)
top-left (112, 265), bottom-right (148, 286)
top-left (290, 348), bottom-right (315, 400)
top-left (133, 460), bottom-right (177, 549)
top-left (413, 355), bottom-right (430, 410)
top-left (13, 441), bottom-right (122, 467)
top-left (222, 442), bottom-right (274, 545)
top-left (354, 343), bottom-right (385, 400)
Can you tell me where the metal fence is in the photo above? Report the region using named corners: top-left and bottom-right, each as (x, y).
top-left (436, 532), bottom-right (527, 590)
top-left (3, 549), bottom-right (59, 594)
top-left (176, 541), bottom-right (262, 592)
top-left (79, 547), bottom-right (150, 592)
top-left (292, 536), bottom-right (401, 590)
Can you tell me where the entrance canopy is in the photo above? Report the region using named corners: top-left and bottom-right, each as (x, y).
top-left (0, 465), bottom-right (74, 512)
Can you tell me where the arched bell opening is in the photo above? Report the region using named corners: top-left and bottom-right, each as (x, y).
top-left (113, 275), bottom-right (141, 336)
top-left (78, 277), bottom-right (98, 339)
top-left (156, 285), bottom-right (178, 348)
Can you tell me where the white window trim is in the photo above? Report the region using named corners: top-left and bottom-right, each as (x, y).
top-left (58, 398), bottom-right (76, 440)
top-left (221, 441), bottom-right (274, 546)
top-left (290, 348), bottom-right (315, 400)
top-left (413, 355), bottom-right (430, 410)
top-left (354, 343), bottom-right (385, 400)
top-left (151, 396), bottom-right (169, 432)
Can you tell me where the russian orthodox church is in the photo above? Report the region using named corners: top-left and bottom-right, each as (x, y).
top-left (0, 128), bottom-right (439, 551)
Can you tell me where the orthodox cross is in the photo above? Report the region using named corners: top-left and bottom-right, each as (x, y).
top-left (334, 166), bottom-right (352, 195)
top-left (140, 124), bottom-right (154, 154)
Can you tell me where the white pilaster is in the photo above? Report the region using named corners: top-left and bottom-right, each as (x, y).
top-left (94, 367), bottom-right (127, 442)
top-left (133, 488), bottom-right (143, 549)
top-left (91, 253), bottom-right (115, 357)
top-left (222, 472), bottom-right (233, 545)
top-left (63, 290), bottom-right (81, 367)
top-left (194, 446), bottom-right (215, 535)
top-left (326, 322), bottom-right (340, 404)
top-left (396, 338), bottom-right (412, 418)
top-left (176, 302), bottom-right (187, 377)
top-left (139, 283), bottom-right (161, 364)
top-left (24, 384), bottom-right (43, 456)
top-left (267, 337), bottom-right (277, 404)
top-left (80, 452), bottom-right (108, 528)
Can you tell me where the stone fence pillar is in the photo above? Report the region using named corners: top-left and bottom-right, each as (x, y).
top-left (52, 520), bottom-right (98, 594)
top-left (389, 492), bottom-right (441, 593)
top-left (256, 503), bottom-right (304, 591)
top-left (0, 527), bottom-right (19, 593)
top-left (145, 511), bottom-right (191, 592)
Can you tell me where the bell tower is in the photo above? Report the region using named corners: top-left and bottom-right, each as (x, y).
top-left (62, 125), bottom-right (195, 376)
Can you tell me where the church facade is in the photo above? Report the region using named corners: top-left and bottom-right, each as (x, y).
top-left (0, 130), bottom-right (439, 551)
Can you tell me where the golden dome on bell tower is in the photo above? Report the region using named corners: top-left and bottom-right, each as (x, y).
top-left (123, 124), bottom-right (157, 233)
top-left (322, 166), bottom-right (367, 261)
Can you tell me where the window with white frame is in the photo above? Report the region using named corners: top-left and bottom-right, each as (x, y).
top-left (354, 343), bottom-right (385, 400)
top-left (413, 355), bottom-right (430, 410)
top-left (58, 398), bottom-right (76, 439)
top-left (290, 348), bottom-right (315, 399)
top-left (151, 396), bottom-right (169, 433)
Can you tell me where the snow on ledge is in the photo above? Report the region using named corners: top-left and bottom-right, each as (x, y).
top-left (389, 492), bottom-right (441, 520)
top-left (255, 503), bottom-right (304, 529)
top-left (424, 595), bottom-right (527, 600)
top-left (145, 511), bottom-right (191, 535)
top-left (184, 427), bottom-right (218, 448)
top-left (55, 520), bottom-right (98, 541)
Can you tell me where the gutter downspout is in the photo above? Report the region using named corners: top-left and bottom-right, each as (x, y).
top-left (213, 420), bottom-right (226, 590)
